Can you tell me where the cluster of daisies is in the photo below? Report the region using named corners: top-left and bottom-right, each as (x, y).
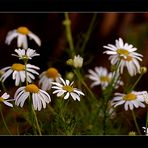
top-left (0, 26), bottom-right (84, 111)
top-left (1, 26), bottom-right (148, 135)
top-left (87, 38), bottom-right (148, 111)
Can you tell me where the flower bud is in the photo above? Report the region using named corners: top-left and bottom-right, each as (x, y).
top-left (140, 67), bottom-right (147, 74)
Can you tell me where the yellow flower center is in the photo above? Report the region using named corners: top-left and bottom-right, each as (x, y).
top-left (25, 84), bottom-right (39, 93)
top-left (0, 97), bottom-right (4, 102)
top-left (121, 55), bottom-right (133, 61)
top-left (17, 27), bottom-right (30, 35)
top-left (62, 85), bottom-right (74, 92)
top-left (11, 63), bottom-right (25, 71)
top-left (46, 68), bottom-right (59, 79)
top-left (100, 76), bottom-right (110, 82)
top-left (123, 93), bottom-right (137, 101)
top-left (117, 49), bottom-right (129, 56)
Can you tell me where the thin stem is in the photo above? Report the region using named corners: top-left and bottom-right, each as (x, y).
top-left (74, 69), bottom-right (96, 101)
top-left (0, 80), bottom-right (7, 92)
top-left (0, 105), bottom-right (11, 135)
top-left (102, 60), bottom-right (121, 135)
top-left (102, 101), bottom-right (108, 135)
top-left (128, 73), bottom-right (144, 93)
top-left (32, 106), bottom-right (42, 135)
top-left (131, 110), bottom-right (141, 135)
top-left (63, 12), bottom-right (75, 57)
top-left (23, 60), bottom-right (41, 135)
top-left (80, 13), bottom-right (97, 53)
top-left (24, 61), bottom-right (28, 86)
top-left (28, 95), bottom-right (37, 135)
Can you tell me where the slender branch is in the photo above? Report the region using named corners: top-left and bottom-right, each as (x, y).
top-left (80, 13), bottom-right (97, 53)
top-left (0, 105), bottom-right (11, 135)
top-left (63, 12), bottom-right (75, 57)
top-left (32, 106), bottom-right (42, 135)
top-left (132, 110), bottom-right (141, 135)
top-left (128, 73), bottom-right (144, 93)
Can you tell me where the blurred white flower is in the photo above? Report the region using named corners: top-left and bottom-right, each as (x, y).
top-left (103, 38), bottom-right (143, 76)
top-left (142, 91), bottom-right (148, 104)
top-left (51, 77), bottom-right (84, 101)
top-left (39, 67), bottom-right (61, 91)
top-left (87, 66), bottom-right (123, 89)
top-left (14, 84), bottom-right (51, 111)
top-left (142, 127), bottom-right (148, 136)
top-left (0, 63), bottom-right (39, 86)
top-left (112, 91), bottom-right (146, 111)
top-left (12, 48), bottom-right (40, 60)
top-left (5, 26), bottom-right (41, 49)
top-left (0, 92), bottom-right (14, 107)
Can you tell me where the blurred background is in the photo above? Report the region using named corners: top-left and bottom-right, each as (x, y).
top-left (0, 13), bottom-right (148, 134)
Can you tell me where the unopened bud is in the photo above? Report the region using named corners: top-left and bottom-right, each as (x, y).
top-left (140, 67), bottom-right (147, 74)
top-left (66, 59), bottom-right (73, 66)
top-left (62, 20), bottom-right (71, 26)
top-left (66, 72), bottom-right (74, 80)
top-left (0, 70), bottom-right (5, 77)
top-left (128, 131), bottom-right (136, 136)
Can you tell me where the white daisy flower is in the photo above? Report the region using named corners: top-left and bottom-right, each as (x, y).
top-left (51, 77), bottom-right (84, 101)
top-left (112, 91), bottom-right (146, 111)
top-left (0, 63), bottom-right (40, 86)
top-left (142, 127), bottom-right (148, 136)
top-left (5, 26), bottom-right (41, 49)
top-left (87, 66), bottom-right (123, 89)
top-left (103, 38), bottom-right (143, 76)
top-left (12, 48), bottom-right (40, 60)
top-left (14, 84), bottom-right (51, 111)
top-left (67, 54), bottom-right (83, 68)
top-left (39, 67), bottom-right (61, 91)
top-left (0, 92), bottom-right (14, 107)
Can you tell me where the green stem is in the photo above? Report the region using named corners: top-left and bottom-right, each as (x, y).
top-left (80, 13), bottom-right (97, 53)
top-left (63, 12), bottom-right (75, 57)
top-left (128, 73), bottom-right (144, 93)
top-left (131, 110), bottom-right (141, 135)
top-left (32, 106), bottom-right (42, 135)
top-left (0, 80), bottom-right (7, 92)
top-left (24, 61), bottom-right (28, 86)
top-left (74, 69), bottom-right (96, 101)
top-left (23, 60), bottom-right (41, 135)
top-left (102, 60), bottom-right (121, 135)
top-left (102, 101), bottom-right (108, 135)
top-left (0, 105), bottom-right (11, 135)
top-left (28, 95), bottom-right (37, 135)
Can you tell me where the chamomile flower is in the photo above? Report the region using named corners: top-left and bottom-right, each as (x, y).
top-left (87, 66), bottom-right (123, 89)
top-left (143, 91), bottom-right (148, 104)
top-left (12, 48), bottom-right (40, 60)
top-left (0, 92), bottom-right (14, 107)
top-left (39, 67), bottom-right (61, 91)
top-left (0, 63), bottom-right (39, 86)
top-left (103, 38), bottom-right (143, 76)
top-left (67, 54), bottom-right (83, 68)
top-left (14, 84), bottom-right (51, 111)
top-left (142, 127), bottom-right (148, 136)
top-left (112, 91), bottom-right (146, 111)
top-left (51, 77), bottom-right (84, 101)
top-left (5, 26), bottom-right (41, 49)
